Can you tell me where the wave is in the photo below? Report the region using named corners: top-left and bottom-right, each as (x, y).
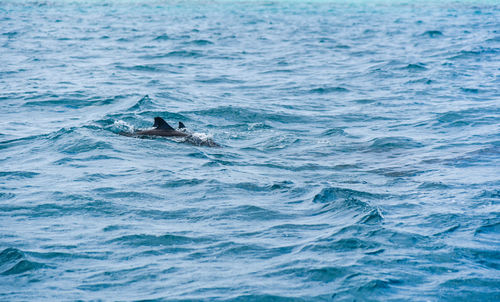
top-left (188, 106), bottom-right (306, 124)
top-left (195, 76), bottom-right (243, 84)
top-left (448, 47), bottom-right (498, 60)
top-left (139, 50), bottom-right (203, 59)
top-left (153, 33), bottom-right (169, 41)
top-left (187, 39), bottom-right (214, 46)
top-left (22, 93), bottom-right (124, 109)
top-left (264, 265), bottom-right (351, 283)
top-left (308, 86), bottom-right (350, 94)
top-left (108, 234), bottom-right (211, 247)
top-left (222, 294), bottom-right (308, 301)
top-left (402, 63), bottom-right (427, 71)
top-left (215, 205), bottom-right (291, 221)
top-left (311, 187), bottom-right (384, 226)
top-left (434, 107), bottom-right (499, 127)
top-left (0, 171), bottom-right (39, 179)
top-left (367, 136), bottom-right (423, 152)
top-left (421, 30), bottom-right (443, 38)
top-left (0, 248), bottom-right (47, 275)
top-left (114, 63), bottom-right (179, 73)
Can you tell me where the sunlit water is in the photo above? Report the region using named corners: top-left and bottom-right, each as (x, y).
top-left (1, 0), bottom-right (499, 300)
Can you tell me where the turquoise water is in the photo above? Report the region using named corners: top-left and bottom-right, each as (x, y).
top-left (1, 0), bottom-right (499, 300)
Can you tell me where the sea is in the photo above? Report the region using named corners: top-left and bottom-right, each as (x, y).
top-left (0, 0), bottom-right (499, 300)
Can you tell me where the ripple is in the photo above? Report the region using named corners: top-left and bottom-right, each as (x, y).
top-left (403, 63), bottom-right (427, 71)
top-left (216, 205), bottom-right (291, 221)
top-left (114, 64), bottom-right (163, 72)
top-left (421, 30), bottom-right (443, 38)
top-left (108, 234), bottom-right (211, 247)
top-left (140, 50), bottom-right (203, 59)
top-left (153, 33), bottom-right (169, 41)
top-left (189, 106), bottom-right (304, 124)
top-left (188, 39), bottom-right (213, 46)
top-left (265, 266), bottom-right (351, 282)
top-left (0, 171), bottom-right (39, 179)
top-left (308, 86), bottom-right (349, 94)
top-left (367, 137), bottom-right (423, 152)
top-left (311, 187), bottom-right (384, 225)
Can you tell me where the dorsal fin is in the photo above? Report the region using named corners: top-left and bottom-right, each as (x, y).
top-left (153, 117), bottom-right (174, 130)
top-left (178, 121), bottom-right (186, 129)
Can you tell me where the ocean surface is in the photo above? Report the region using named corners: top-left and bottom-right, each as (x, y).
top-left (1, 0), bottom-right (499, 300)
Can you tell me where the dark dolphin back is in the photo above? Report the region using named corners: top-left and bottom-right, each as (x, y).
top-left (153, 117), bottom-right (174, 130)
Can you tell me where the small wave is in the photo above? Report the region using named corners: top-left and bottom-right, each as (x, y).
top-left (228, 294), bottom-right (305, 301)
top-left (353, 99), bottom-right (377, 104)
top-left (359, 208), bottom-right (384, 224)
top-left (195, 76), bottom-right (242, 84)
top-left (309, 86), bottom-right (349, 94)
top-left (114, 64), bottom-right (161, 72)
top-left (153, 33), bottom-right (169, 41)
top-left (189, 106), bottom-right (304, 124)
top-left (0, 192), bottom-right (16, 199)
top-left (449, 47), bottom-right (498, 60)
top-left (475, 221), bottom-right (500, 237)
top-left (22, 94), bottom-right (119, 109)
top-left (439, 277), bottom-right (499, 299)
top-left (460, 87), bottom-right (482, 94)
top-left (433, 107), bottom-right (499, 128)
top-left (2, 259), bottom-right (46, 275)
top-left (259, 69), bottom-right (294, 74)
top-left (476, 189), bottom-right (500, 200)
top-left (207, 242), bottom-right (287, 259)
top-left (311, 187), bottom-right (384, 224)
top-left (162, 178), bottom-right (206, 188)
top-left (0, 171), bottom-right (39, 179)
top-left (54, 155), bottom-right (122, 166)
top-left (140, 50), bottom-right (203, 59)
top-left (58, 137), bottom-right (113, 155)
top-left (369, 167), bottom-right (424, 178)
top-left (221, 180), bottom-right (293, 192)
top-left (133, 208), bottom-right (199, 222)
top-left (406, 78), bottom-right (433, 84)
top-left (322, 127), bottom-right (346, 136)
top-left (2, 31), bottom-right (18, 38)
top-left (108, 234), bottom-right (209, 247)
top-left (418, 182), bottom-right (450, 189)
top-left (0, 248), bottom-right (46, 275)
top-left (433, 224), bottom-right (460, 236)
top-left (403, 63), bottom-right (427, 71)
top-left (216, 205), bottom-right (290, 221)
top-left (0, 247), bottom-right (24, 264)
top-left (367, 136), bottom-right (423, 152)
top-left (126, 94), bottom-right (156, 112)
top-left (260, 135), bottom-right (301, 150)
top-left (13, 199), bottom-right (120, 218)
top-left (265, 265), bottom-right (350, 283)
top-left (188, 39), bottom-right (213, 45)
top-left (436, 111), bottom-right (467, 126)
top-left (422, 30), bottom-right (443, 38)
top-left (302, 237), bottom-right (381, 253)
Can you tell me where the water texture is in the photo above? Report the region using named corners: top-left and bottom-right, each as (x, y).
top-left (1, 0), bottom-right (499, 300)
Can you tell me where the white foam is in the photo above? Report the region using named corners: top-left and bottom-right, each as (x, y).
top-left (112, 120), bottom-right (135, 132)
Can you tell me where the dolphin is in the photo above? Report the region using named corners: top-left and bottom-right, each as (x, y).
top-left (132, 117), bottom-right (188, 137)
top-left (121, 117), bottom-right (220, 147)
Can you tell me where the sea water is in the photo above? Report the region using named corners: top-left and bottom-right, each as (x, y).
top-left (0, 0), bottom-right (499, 300)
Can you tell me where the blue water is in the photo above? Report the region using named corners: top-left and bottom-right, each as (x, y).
top-left (1, 0), bottom-right (499, 300)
